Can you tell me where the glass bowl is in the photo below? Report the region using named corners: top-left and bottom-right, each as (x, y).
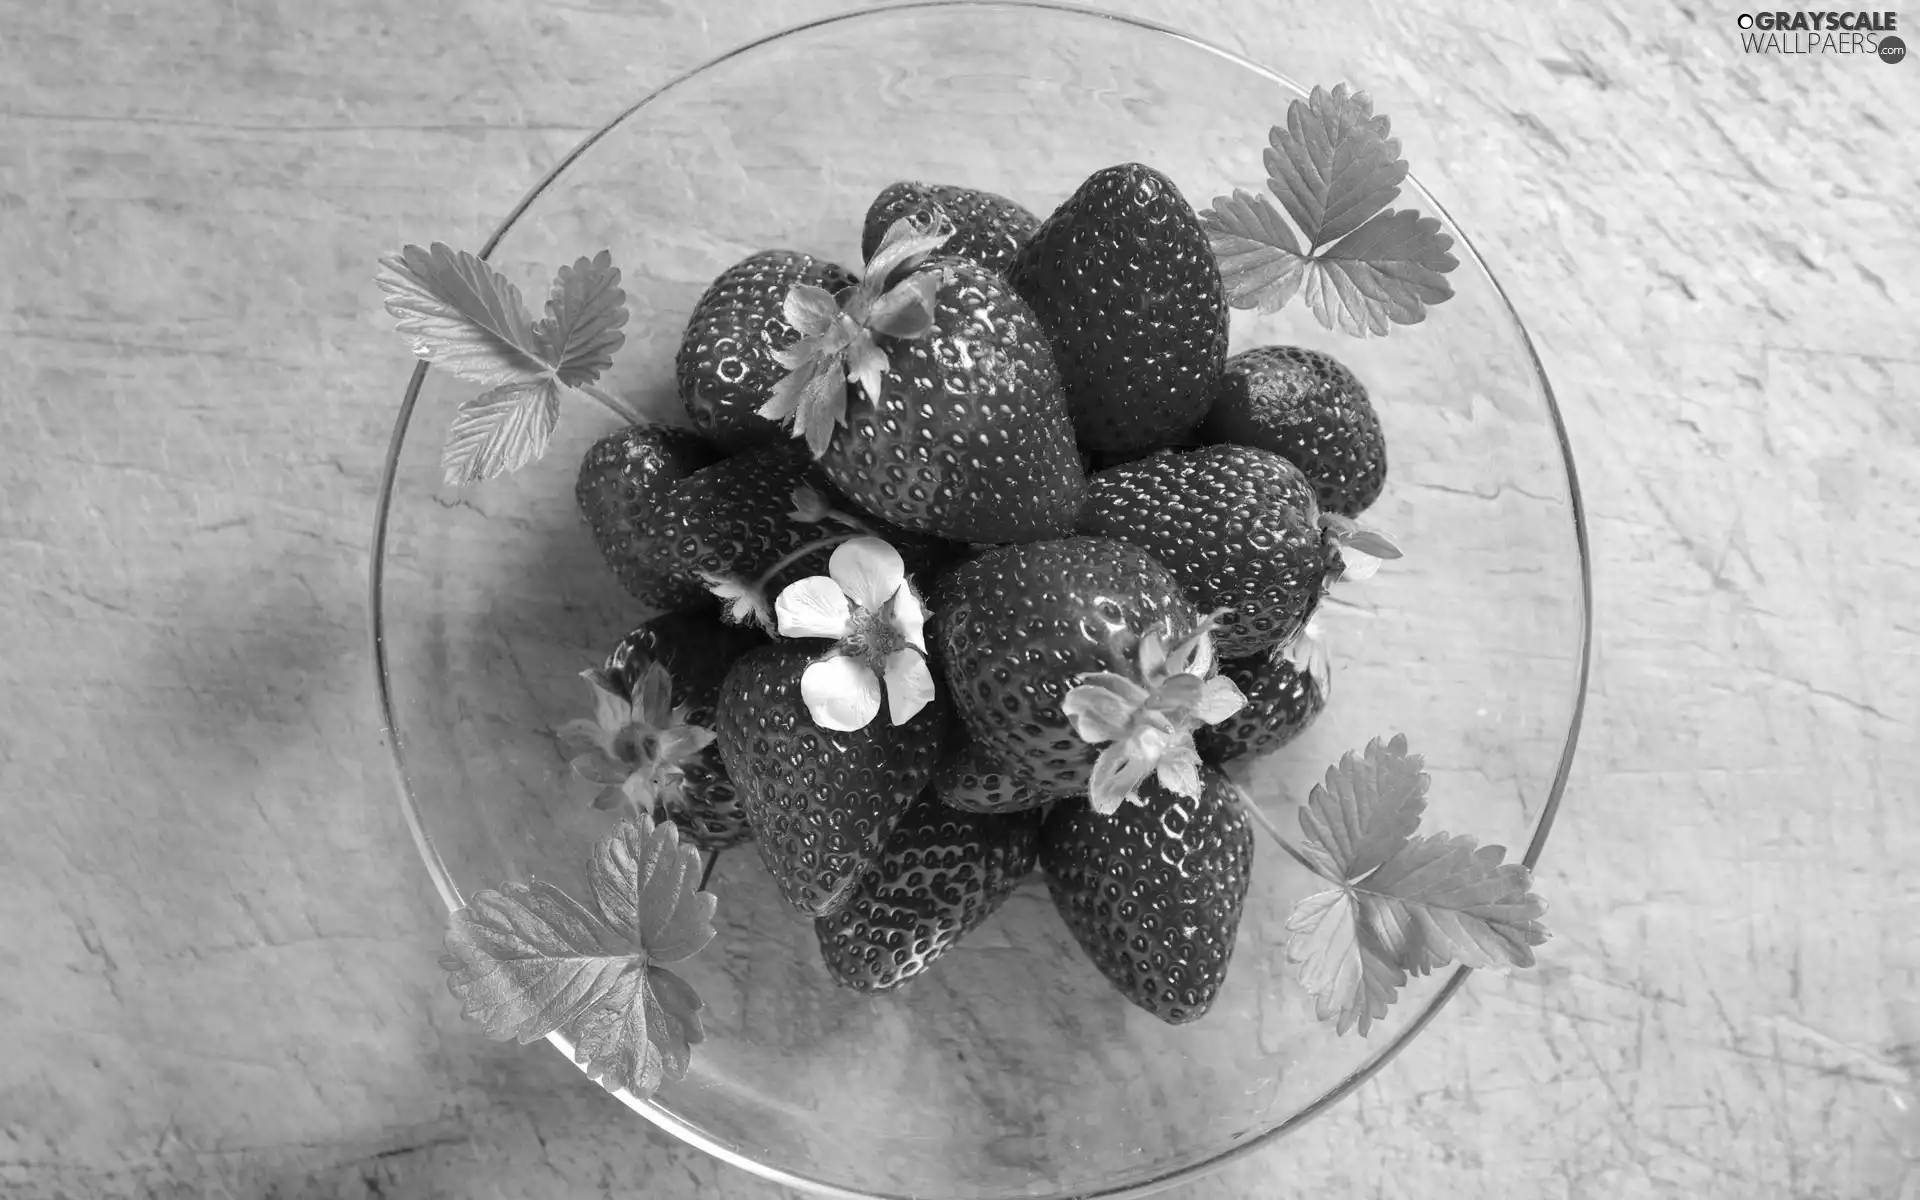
top-left (368, 3), bottom-right (1591, 1197)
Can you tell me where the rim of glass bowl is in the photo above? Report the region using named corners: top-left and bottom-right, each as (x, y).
top-left (366, 2), bottom-right (1594, 1196)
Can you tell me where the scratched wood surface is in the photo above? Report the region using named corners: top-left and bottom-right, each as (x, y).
top-left (1, 1), bottom-right (1915, 1198)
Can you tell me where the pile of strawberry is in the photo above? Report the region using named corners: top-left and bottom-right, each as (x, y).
top-left (570, 166), bottom-right (1395, 1025)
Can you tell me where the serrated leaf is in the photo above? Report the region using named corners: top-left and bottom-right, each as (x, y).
top-left (590, 817), bottom-right (715, 964)
top-left (377, 243), bottom-right (549, 387)
top-left (534, 251), bottom-right (628, 387)
top-left (1355, 832), bottom-right (1547, 970)
top-left (1284, 887), bottom-right (1405, 1036)
top-left (440, 379), bottom-right (560, 487)
top-left (440, 814), bottom-right (717, 1100)
top-left (442, 881), bottom-right (637, 1045)
top-left (1264, 83), bottom-right (1407, 248)
top-left (1296, 733), bottom-right (1429, 882)
top-left (1299, 208), bottom-right (1458, 337)
top-left (1203, 189), bottom-right (1310, 313)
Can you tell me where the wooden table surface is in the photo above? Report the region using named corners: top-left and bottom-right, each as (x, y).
top-left (3, 1), bottom-right (1915, 1197)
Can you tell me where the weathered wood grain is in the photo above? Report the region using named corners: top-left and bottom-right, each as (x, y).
top-left (0, 0), bottom-right (1914, 1197)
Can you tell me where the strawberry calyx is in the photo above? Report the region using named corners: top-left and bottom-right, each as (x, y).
top-left (558, 662), bottom-right (719, 813)
top-left (1062, 615), bottom-right (1249, 814)
top-left (759, 208), bottom-right (956, 457)
top-left (1321, 512), bottom-right (1403, 582)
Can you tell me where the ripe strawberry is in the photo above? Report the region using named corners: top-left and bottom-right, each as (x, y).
top-left (860, 182), bottom-right (1039, 276)
top-left (1077, 444), bottom-right (1340, 657)
top-left (814, 787), bottom-right (1040, 992)
top-left (1008, 163), bottom-right (1228, 458)
top-left (576, 427), bottom-right (950, 623)
top-left (1194, 625), bottom-right (1329, 766)
top-left (678, 250), bottom-right (859, 452)
top-left (714, 642), bottom-right (948, 917)
top-left (933, 537), bottom-right (1197, 796)
top-left (1040, 766), bottom-right (1253, 1024)
top-left (1202, 346), bottom-right (1387, 517)
top-left (932, 737), bottom-right (1059, 815)
top-left (594, 613), bottom-right (766, 849)
top-left (762, 212), bottom-right (1086, 544)
top-left (816, 258), bottom-right (1085, 543)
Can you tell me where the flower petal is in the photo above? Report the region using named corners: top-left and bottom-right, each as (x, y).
top-left (828, 537), bottom-right (906, 611)
top-left (783, 283), bottom-right (842, 338)
top-left (558, 717), bottom-right (612, 760)
top-left (631, 661), bottom-right (676, 729)
top-left (801, 655), bottom-right (883, 731)
top-left (572, 748), bottom-right (636, 788)
top-left (582, 668), bottom-right (631, 733)
top-left (1136, 629), bottom-right (1170, 682)
top-left (1167, 622), bottom-right (1217, 679)
top-left (1087, 724), bottom-right (1171, 814)
top-left (1153, 738), bottom-right (1204, 798)
top-left (883, 649), bottom-right (936, 726)
top-left (1148, 673), bottom-right (1205, 714)
top-left (1061, 680), bottom-right (1142, 745)
top-left (1189, 675), bottom-right (1248, 726)
top-left (774, 575), bottom-right (853, 640)
top-left (891, 584), bottom-right (927, 652)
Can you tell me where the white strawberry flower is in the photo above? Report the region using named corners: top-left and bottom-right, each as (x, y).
top-left (773, 536), bottom-right (935, 731)
top-left (1061, 617), bottom-right (1248, 814)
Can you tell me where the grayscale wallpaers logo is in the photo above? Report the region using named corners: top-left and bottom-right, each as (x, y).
top-left (1737, 9), bottom-right (1904, 59)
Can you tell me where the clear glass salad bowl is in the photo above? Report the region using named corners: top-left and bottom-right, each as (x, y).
top-left (369, 3), bottom-right (1591, 1197)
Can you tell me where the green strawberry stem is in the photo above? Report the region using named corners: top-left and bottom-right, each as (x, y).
top-left (698, 849), bottom-right (721, 892)
top-left (580, 382), bottom-right (645, 427)
top-left (754, 532), bottom-right (858, 594)
top-left (1229, 782), bottom-right (1326, 879)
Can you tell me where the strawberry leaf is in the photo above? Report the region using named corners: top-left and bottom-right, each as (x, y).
top-left (1298, 209), bottom-right (1457, 337)
top-left (377, 243), bottom-right (549, 387)
top-left (534, 251), bottom-right (628, 388)
top-left (1355, 833), bottom-right (1547, 970)
top-left (1282, 734), bottom-right (1550, 1036)
top-left (1207, 84), bottom-right (1458, 334)
top-left (1202, 190), bottom-right (1310, 313)
top-left (440, 379), bottom-right (561, 487)
top-left (1264, 84), bottom-right (1406, 248)
top-left (1284, 887), bottom-right (1405, 1036)
top-left (1296, 734), bottom-right (1429, 882)
top-left (440, 814), bottom-right (716, 1100)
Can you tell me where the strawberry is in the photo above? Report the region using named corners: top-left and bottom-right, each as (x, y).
top-left (1040, 766), bottom-right (1253, 1024)
top-left (1077, 444), bottom-right (1341, 657)
top-left (860, 182), bottom-right (1039, 276)
top-left (1008, 163), bottom-right (1228, 458)
top-left (932, 737), bottom-right (1059, 815)
top-left (932, 537), bottom-right (1199, 798)
top-left (678, 250), bottom-right (859, 452)
top-left (1202, 345), bottom-right (1387, 517)
top-left (814, 787), bottom-right (1040, 992)
top-left (761, 214), bottom-right (1086, 544)
top-left (1194, 625), bottom-right (1329, 766)
top-left (714, 642), bottom-right (948, 916)
top-left (575, 427), bottom-right (950, 624)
